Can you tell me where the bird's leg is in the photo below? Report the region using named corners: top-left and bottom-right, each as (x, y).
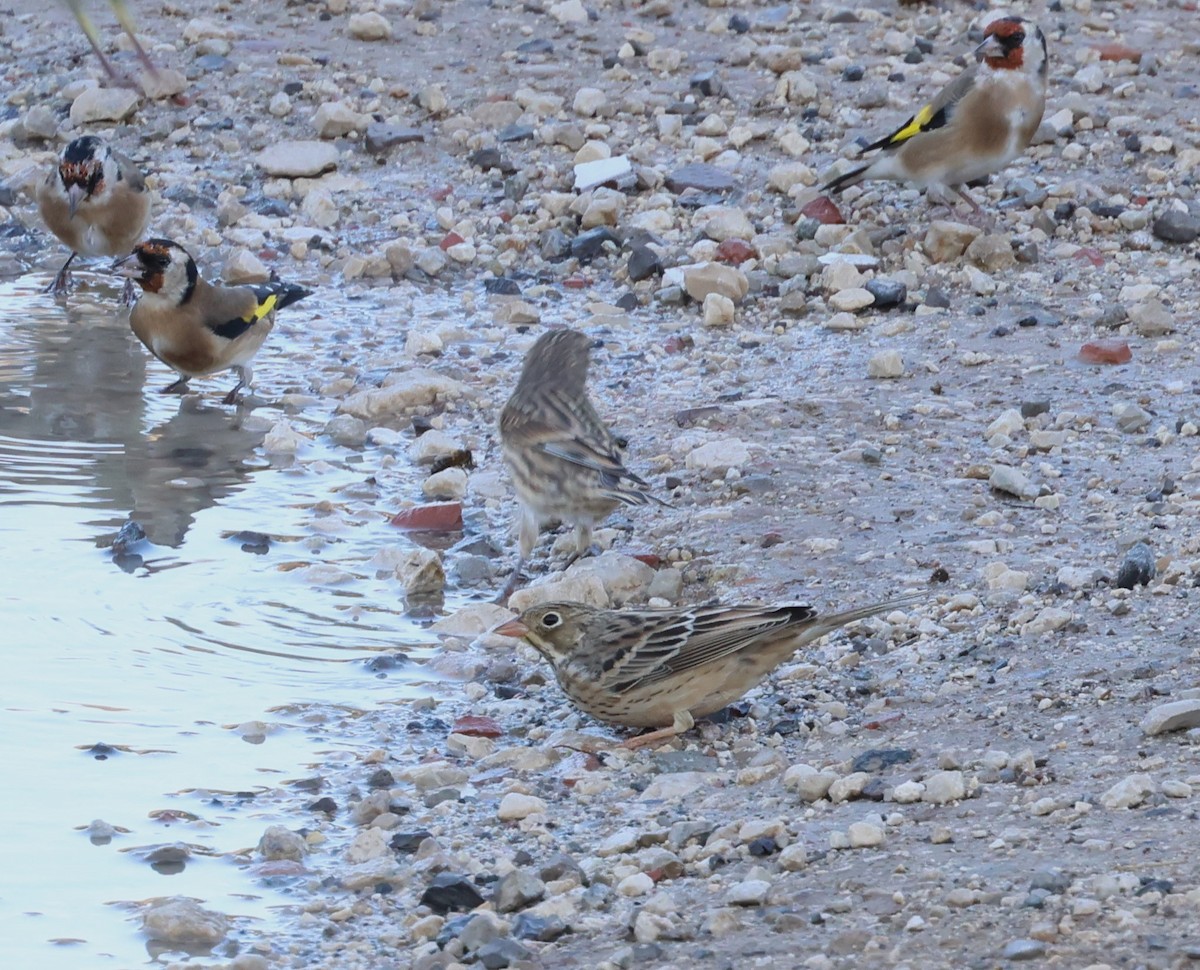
top-left (221, 365), bottom-right (250, 405)
top-left (563, 522), bottom-right (600, 568)
top-left (160, 376), bottom-right (191, 394)
top-left (109, 0), bottom-right (160, 77)
top-left (63, 0), bottom-right (136, 86)
top-left (953, 186), bottom-right (998, 230)
top-left (622, 710), bottom-right (695, 751)
top-left (47, 252), bottom-right (77, 297)
top-left (494, 555), bottom-right (526, 605)
top-left (120, 277), bottom-right (137, 307)
top-left (495, 511), bottom-right (538, 603)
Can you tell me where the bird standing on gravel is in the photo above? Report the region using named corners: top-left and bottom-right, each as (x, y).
top-left (822, 14), bottom-right (1047, 214)
top-left (116, 238), bottom-right (311, 405)
top-left (37, 135), bottom-right (151, 300)
top-left (495, 596), bottom-right (920, 748)
top-left (498, 329), bottom-right (665, 595)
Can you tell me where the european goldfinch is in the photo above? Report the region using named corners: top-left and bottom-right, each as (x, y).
top-left (37, 135), bottom-right (151, 300)
top-left (115, 239), bottom-right (311, 405)
top-left (498, 329), bottom-right (665, 595)
top-left (494, 595), bottom-right (920, 748)
top-left (62, 0), bottom-right (159, 85)
top-left (823, 14), bottom-right (1048, 213)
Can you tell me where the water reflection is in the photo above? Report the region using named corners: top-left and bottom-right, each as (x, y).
top-left (0, 276), bottom-right (440, 969)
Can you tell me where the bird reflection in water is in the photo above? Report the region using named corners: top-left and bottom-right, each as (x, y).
top-left (0, 287), bottom-right (267, 568)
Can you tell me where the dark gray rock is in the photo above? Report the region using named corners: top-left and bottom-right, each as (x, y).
top-left (864, 277), bottom-right (906, 309)
top-left (1002, 939), bottom-right (1047, 961)
top-left (1117, 542), bottom-right (1156, 589)
top-left (419, 873), bottom-right (485, 914)
top-left (1152, 209), bottom-right (1200, 243)
top-left (476, 939), bottom-right (533, 970)
top-left (665, 162), bottom-right (735, 193)
top-left (493, 869), bottom-right (546, 913)
top-left (627, 245), bottom-right (664, 282)
top-left (364, 123), bottom-right (423, 154)
top-left (571, 227), bottom-right (621, 262)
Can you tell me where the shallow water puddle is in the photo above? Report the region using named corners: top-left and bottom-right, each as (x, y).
top-left (0, 274), bottom-right (451, 967)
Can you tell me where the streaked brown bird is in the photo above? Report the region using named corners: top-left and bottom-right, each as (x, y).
top-left (115, 238), bottom-right (311, 404)
top-left (822, 14), bottom-right (1047, 214)
top-left (498, 328), bottom-right (665, 593)
top-left (495, 595), bottom-right (921, 748)
top-left (37, 135), bottom-right (151, 300)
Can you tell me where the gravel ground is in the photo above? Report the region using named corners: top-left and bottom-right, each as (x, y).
top-left (3, 0), bottom-right (1200, 967)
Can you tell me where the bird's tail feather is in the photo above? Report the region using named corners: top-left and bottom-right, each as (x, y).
top-left (822, 163), bottom-right (871, 195)
top-left (808, 591), bottom-right (925, 639)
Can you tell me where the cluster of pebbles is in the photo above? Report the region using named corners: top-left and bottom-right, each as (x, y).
top-left (3, 0), bottom-right (1200, 966)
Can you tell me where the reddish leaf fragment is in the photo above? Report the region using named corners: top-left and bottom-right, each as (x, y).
top-left (1095, 43), bottom-right (1142, 63)
top-left (715, 238), bottom-right (755, 265)
top-left (389, 502), bottom-right (463, 532)
top-left (1079, 339), bottom-right (1132, 365)
top-left (800, 196), bottom-right (845, 225)
top-left (452, 715), bottom-right (502, 738)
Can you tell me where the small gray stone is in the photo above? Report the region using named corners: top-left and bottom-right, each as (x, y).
top-left (476, 939), bottom-right (533, 970)
top-left (365, 123), bottom-right (424, 154)
top-left (665, 162), bottom-right (735, 193)
top-left (1140, 699), bottom-right (1200, 736)
top-left (1152, 209), bottom-right (1200, 243)
top-left (864, 277), bottom-right (906, 309)
top-left (493, 869), bottom-right (546, 913)
top-left (1002, 939), bottom-right (1047, 961)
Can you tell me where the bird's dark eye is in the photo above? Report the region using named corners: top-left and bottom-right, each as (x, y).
top-left (1012, 30), bottom-right (1025, 43)
top-left (541, 611), bottom-right (562, 628)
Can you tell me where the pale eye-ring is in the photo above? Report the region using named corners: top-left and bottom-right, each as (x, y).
top-left (541, 611), bottom-right (562, 628)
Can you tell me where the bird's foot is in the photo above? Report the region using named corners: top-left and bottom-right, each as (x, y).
top-left (494, 560), bottom-right (527, 605)
top-left (563, 542), bottom-right (602, 569)
top-left (46, 271), bottom-right (72, 299)
top-left (120, 278), bottom-right (138, 308)
top-left (621, 726), bottom-right (684, 751)
top-left (159, 378), bottom-right (191, 395)
top-left (221, 388), bottom-right (243, 406)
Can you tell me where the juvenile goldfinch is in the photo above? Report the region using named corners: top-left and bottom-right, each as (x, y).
top-left (823, 14), bottom-right (1047, 213)
top-left (495, 595), bottom-right (920, 748)
top-left (498, 329), bottom-right (665, 593)
top-left (37, 135), bottom-right (151, 299)
top-left (116, 239), bottom-right (311, 405)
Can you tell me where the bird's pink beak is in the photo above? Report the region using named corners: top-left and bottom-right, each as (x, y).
top-left (974, 34), bottom-right (1005, 61)
top-left (66, 183), bottom-right (87, 219)
top-left (494, 618), bottom-right (529, 638)
top-left (112, 252), bottom-right (141, 280)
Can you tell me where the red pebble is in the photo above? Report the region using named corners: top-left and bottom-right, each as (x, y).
top-left (1072, 247), bottom-right (1104, 267)
top-left (389, 502), bottom-right (463, 531)
top-left (663, 335), bottom-right (695, 354)
top-left (715, 238), bottom-right (755, 265)
top-left (1079, 339), bottom-right (1132, 365)
top-left (451, 715), bottom-right (503, 738)
top-left (631, 553), bottom-right (663, 569)
top-left (431, 185), bottom-right (453, 201)
top-left (439, 231), bottom-right (465, 251)
top-left (1095, 43), bottom-right (1142, 63)
top-left (800, 196), bottom-right (845, 225)
top-left (562, 275), bottom-right (589, 289)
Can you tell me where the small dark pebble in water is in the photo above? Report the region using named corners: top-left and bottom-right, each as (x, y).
top-left (230, 530), bottom-right (271, 554)
top-left (365, 653), bottom-right (409, 673)
top-left (308, 797), bottom-right (338, 815)
top-left (87, 742), bottom-right (118, 759)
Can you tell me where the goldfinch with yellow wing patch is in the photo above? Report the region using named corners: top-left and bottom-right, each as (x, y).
top-left (37, 135), bottom-right (151, 300)
top-left (823, 14), bottom-right (1047, 214)
top-left (116, 239), bottom-right (311, 405)
top-left (495, 595), bottom-right (921, 749)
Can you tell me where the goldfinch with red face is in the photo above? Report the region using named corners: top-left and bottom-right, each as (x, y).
top-left (115, 239), bottom-right (311, 405)
top-left (37, 135), bottom-right (151, 300)
top-left (823, 14), bottom-right (1048, 213)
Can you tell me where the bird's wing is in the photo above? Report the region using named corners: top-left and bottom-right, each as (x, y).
top-left (503, 388), bottom-right (635, 477)
top-left (600, 606), bottom-right (818, 691)
top-left (204, 287), bottom-right (277, 341)
top-left (111, 149), bottom-right (146, 191)
top-left (858, 65), bottom-right (979, 155)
